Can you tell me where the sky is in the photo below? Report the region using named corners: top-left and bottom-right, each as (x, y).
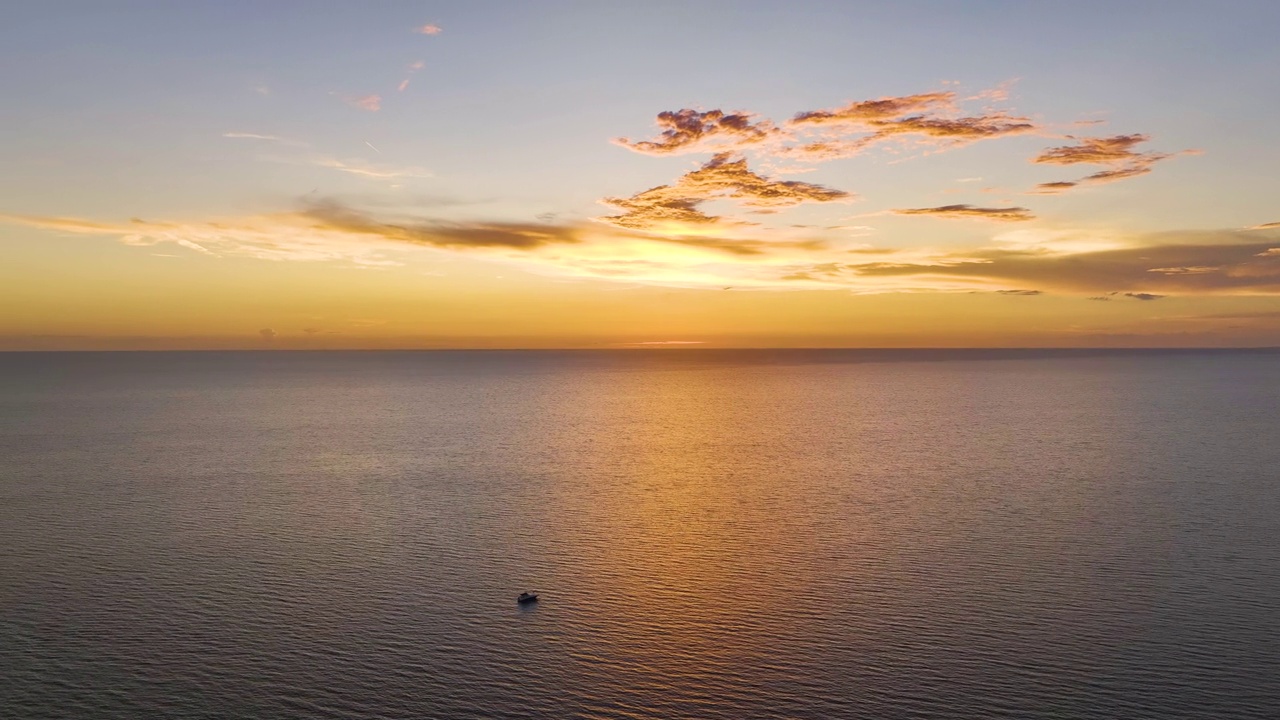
top-left (3, 0), bottom-right (1280, 349)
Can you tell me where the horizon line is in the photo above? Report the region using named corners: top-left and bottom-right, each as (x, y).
top-left (3, 346), bottom-right (1279, 354)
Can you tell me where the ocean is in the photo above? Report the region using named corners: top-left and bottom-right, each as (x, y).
top-left (2, 350), bottom-right (1278, 718)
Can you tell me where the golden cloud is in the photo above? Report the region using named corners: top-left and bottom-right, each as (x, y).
top-left (1032, 134), bottom-right (1186, 192)
top-left (789, 92), bottom-right (957, 126)
top-left (599, 153), bottom-right (850, 232)
top-left (7, 209), bottom-right (1280, 296)
top-left (613, 109), bottom-right (781, 156)
top-left (892, 204), bottom-right (1035, 222)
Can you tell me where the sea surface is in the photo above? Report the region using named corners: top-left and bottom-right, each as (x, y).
top-left (2, 349), bottom-right (1279, 719)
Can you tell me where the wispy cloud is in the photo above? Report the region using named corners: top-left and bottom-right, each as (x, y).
top-left (1247, 222), bottom-right (1280, 230)
top-left (781, 90), bottom-right (1036, 162)
top-left (416, 24), bottom-right (442, 35)
top-left (613, 109), bottom-right (781, 156)
top-left (995, 289), bottom-right (1043, 295)
top-left (892, 204), bottom-right (1035, 222)
top-left (399, 60), bottom-right (426, 92)
top-left (789, 92), bottom-right (956, 127)
top-left (223, 132), bottom-right (281, 141)
top-left (1032, 134), bottom-right (1187, 192)
top-left (1147, 266), bottom-right (1219, 275)
top-left (614, 86), bottom-right (1036, 165)
top-left (313, 158), bottom-right (430, 179)
top-left (610, 85), bottom-right (1181, 229)
top-left (825, 234), bottom-right (1280, 294)
top-left (7, 207), bottom-right (1280, 296)
top-left (599, 153), bottom-right (850, 232)
top-left (346, 94), bottom-right (381, 112)
top-left (1035, 134), bottom-right (1152, 165)
top-left (0, 203), bottom-right (586, 265)
top-left (626, 340), bottom-right (706, 346)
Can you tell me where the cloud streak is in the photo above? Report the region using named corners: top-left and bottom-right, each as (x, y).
top-left (1033, 134), bottom-right (1186, 192)
top-left (892, 204), bottom-right (1035, 222)
top-left (399, 60), bottom-right (426, 92)
top-left (343, 94), bottom-right (381, 112)
top-left (7, 208), bottom-right (1280, 296)
top-left (223, 132), bottom-right (281, 141)
top-left (312, 158), bottom-right (431, 179)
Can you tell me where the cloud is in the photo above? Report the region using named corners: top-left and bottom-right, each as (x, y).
top-left (628, 340), bottom-right (706, 346)
top-left (0, 202), bottom-right (591, 267)
top-left (781, 90), bottom-right (1037, 161)
top-left (313, 158), bottom-right (431, 179)
top-left (1034, 134), bottom-right (1151, 165)
top-left (1147, 266), bottom-right (1219, 275)
top-left (614, 87), bottom-right (1035, 163)
top-left (347, 94), bottom-right (381, 112)
top-left (599, 153), bottom-right (850, 232)
top-left (416, 24), bottom-right (442, 35)
top-left (10, 206), bottom-right (1280, 296)
top-left (1256, 248), bottom-right (1280, 257)
top-left (995, 289), bottom-right (1042, 295)
top-left (223, 132), bottom-right (281, 141)
top-left (834, 233), bottom-right (1280, 294)
top-left (1032, 134), bottom-right (1185, 191)
top-left (297, 201), bottom-right (585, 251)
top-left (399, 60), bottom-right (426, 92)
top-left (259, 328), bottom-right (277, 341)
top-left (1034, 180), bottom-right (1078, 193)
top-left (790, 92), bottom-right (956, 126)
top-left (892, 204), bottom-right (1035, 222)
top-left (1247, 222), bottom-right (1280, 230)
top-left (614, 109), bottom-right (781, 156)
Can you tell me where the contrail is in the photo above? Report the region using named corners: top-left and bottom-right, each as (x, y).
top-left (365, 141), bottom-right (381, 154)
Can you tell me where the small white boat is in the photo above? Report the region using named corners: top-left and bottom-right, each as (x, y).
top-left (517, 591), bottom-right (539, 604)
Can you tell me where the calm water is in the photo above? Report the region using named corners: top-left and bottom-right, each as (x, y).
top-left (2, 350), bottom-right (1279, 719)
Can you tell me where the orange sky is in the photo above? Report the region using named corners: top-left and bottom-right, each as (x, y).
top-left (3, 3), bottom-right (1279, 348)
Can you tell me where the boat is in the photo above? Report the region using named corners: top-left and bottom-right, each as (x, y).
top-left (517, 591), bottom-right (539, 604)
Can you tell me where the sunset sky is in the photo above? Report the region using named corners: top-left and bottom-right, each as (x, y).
top-left (3, 0), bottom-right (1280, 349)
